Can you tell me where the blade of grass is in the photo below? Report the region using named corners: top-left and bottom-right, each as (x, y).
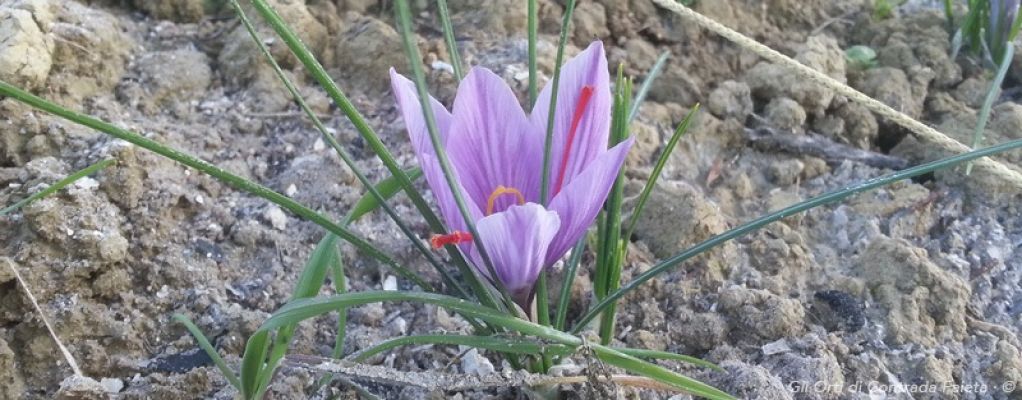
top-left (260, 291), bottom-right (580, 345)
top-left (393, 0), bottom-right (518, 311)
top-left (539, 0), bottom-right (578, 204)
top-left (0, 80), bottom-right (431, 291)
top-left (173, 314), bottom-right (243, 390)
top-left (534, 0), bottom-right (578, 367)
top-left (348, 167), bottom-right (422, 223)
top-left (623, 106), bottom-right (699, 242)
top-left (246, 0), bottom-right (453, 256)
top-left (966, 44), bottom-right (1013, 174)
top-left (248, 0), bottom-right (500, 312)
top-left (230, 0), bottom-right (470, 300)
top-left (614, 348), bottom-right (723, 371)
top-left (591, 344), bottom-right (734, 400)
top-left (572, 138), bottom-right (1022, 333)
top-left (627, 51), bottom-right (670, 122)
top-left (528, 0), bottom-right (538, 106)
top-left (348, 334), bottom-right (573, 362)
top-left (264, 291), bottom-right (731, 396)
top-left (240, 330), bottom-right (270, 399)
top-left (597, 71), bottom-right (631, 344)
top-left (0, 158), bottom-right (115, 216)
top-left (553, 239), bottom-right (586, 331)
top-left (436, 0), bottom-right (463, 81)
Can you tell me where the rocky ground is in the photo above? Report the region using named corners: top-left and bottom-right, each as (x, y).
top-left (1, 0), bottom-right (1021, 399)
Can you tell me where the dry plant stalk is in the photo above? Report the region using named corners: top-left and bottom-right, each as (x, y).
top-left (651, 0), bottom-right (1022, 188)
top-left (5, 260), bottom-right (83, 376)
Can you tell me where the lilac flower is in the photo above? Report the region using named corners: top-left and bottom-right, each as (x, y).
top-left (390, 41), bottom-right (633, 308)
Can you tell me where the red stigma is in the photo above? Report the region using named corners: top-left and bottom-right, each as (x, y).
top-left (430, 231), bottom-right (473, 249)
top-left (553, 85), bottom-right (595, 197)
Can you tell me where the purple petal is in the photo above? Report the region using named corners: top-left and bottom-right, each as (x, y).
top-left (529, 41), bottom-right (611, 197)
top-left (471, 203), bottom-right (560, 307)
top-left (545, 137), bottom-right (633, 265)
top-left (419, 153), bottom-right (483, 235)
top-left (446, 67), bottom-right (541, 211)
top-left (390, 69), bottom-right (453, 160)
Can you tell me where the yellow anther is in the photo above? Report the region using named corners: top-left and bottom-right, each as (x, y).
top-left (486, 185), bottom-right (525, 215)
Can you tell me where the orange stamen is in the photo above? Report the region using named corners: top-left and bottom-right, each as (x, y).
top-left (430, 231), bottom-right (473, 249)
top-left (486, 185), bottom-right (526, 215)
top-left (553, 85), bottom-right (595, 197)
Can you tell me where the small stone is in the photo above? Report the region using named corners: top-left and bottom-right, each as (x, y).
top-left (55, 375), bottom-right (108, 400)
top-left (97, 232), bottom-right (128, 262)
top-left (382, 275), bottom-right (398, 291)
top-left (0, 7), bottom-right (54, 89)
top-left (284, 184), bottom-right (297, 197)
top-left (761, 339), bottom-right (791, 355)
top-left (767, 159), bottom-right (805, 186)
top-left (99, 378), bottom-right (123, 394)
top-left (460, 348), bottom-right (495, 375)
top-left (764, 97), bottom-right (807, 133)
top-left (707, 80), bottom-right (753, 120)
top-left (262, 205), bottom-right (287, 231)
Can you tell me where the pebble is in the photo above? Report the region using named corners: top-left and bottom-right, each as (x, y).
top-left (460, 348), bottom-right (495, 375)
top-left (263, 205), bottom-right (287, 231)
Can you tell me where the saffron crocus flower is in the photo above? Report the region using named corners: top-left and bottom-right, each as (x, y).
top-left (390, 41), bottom-right (633, 308)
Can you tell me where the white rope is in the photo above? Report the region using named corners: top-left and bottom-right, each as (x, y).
top-left (652, 0), bottom-right (1022, 188)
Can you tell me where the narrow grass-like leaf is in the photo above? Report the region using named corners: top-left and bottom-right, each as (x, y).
top-left (573, 138), bottom-right (1022, 333)
top-left (436, 0), bottom-right (463, 81)
top-left (172, 314), bottom-right (242, 390)
top-left (246, 0), bottom-right (444, 238)
top-left (261, 291), bottom-right (580, 345)
top-left (944, 0), bottom-right (955, 29)
top-left (614, 348), bottom-right (723, 371)
top-left (0, 158), bottom-right (115, 216)
top-left (347, 167), bottom-right (422, 223)
top-left (623, 106), bottom-right (699, 242)
top-left (539, 0), bottom-right (578, 203)
top-left (230, 0), bottom-right (466, 298)
top-left (240, 330), bottom-right (270, 399)
top-left (393, 0), bottom-right (516, 311)
top-left (0, 80), bottom-right (429, 290)
top-left (628, 51), bottom-right (670, 122)
top-left (592, 344), bottom-right (734, 400)
top-left (554, 239), bottom-right (586, 331)
top-left (596, 70), bottom-right (631, 344)
top-left (528, 0), bottom-right (538, 106)
top-left (348, 334), bottom-right (573, 362)
top-left (966, 44), bottom-right (1013, 174)
top-left (330, 253), bottom-right (348, 359)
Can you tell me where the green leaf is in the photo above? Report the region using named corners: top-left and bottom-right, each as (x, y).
top-left (346, 167), bottom-right (423, 223)
top-left (0, 80), bottom-right (421, 288)
top-left (614, 348), bottom-right (723, 372)
top-left (436, 0), bottom-right (463, 81)
top-left (628, 51), bottom-right (670, 122)
top-left (240, 330), bottom-right (270, 399)
top-left (624, 105), bottom-right (699, 241)
top-left (592, 344), bottom-right (734, 400)
top-left (260, 291), bottom-right (579, 346)
top-left (553, 239), bottom-right (586, 331)
top-left (1, 159), bottom-right (115, 216)
top-left (349, 334), bottom-right (573, 362)
top-left (573, 138), bottom-right (1022, 333)
top-left (172, 314), bottom-right (242, 390)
